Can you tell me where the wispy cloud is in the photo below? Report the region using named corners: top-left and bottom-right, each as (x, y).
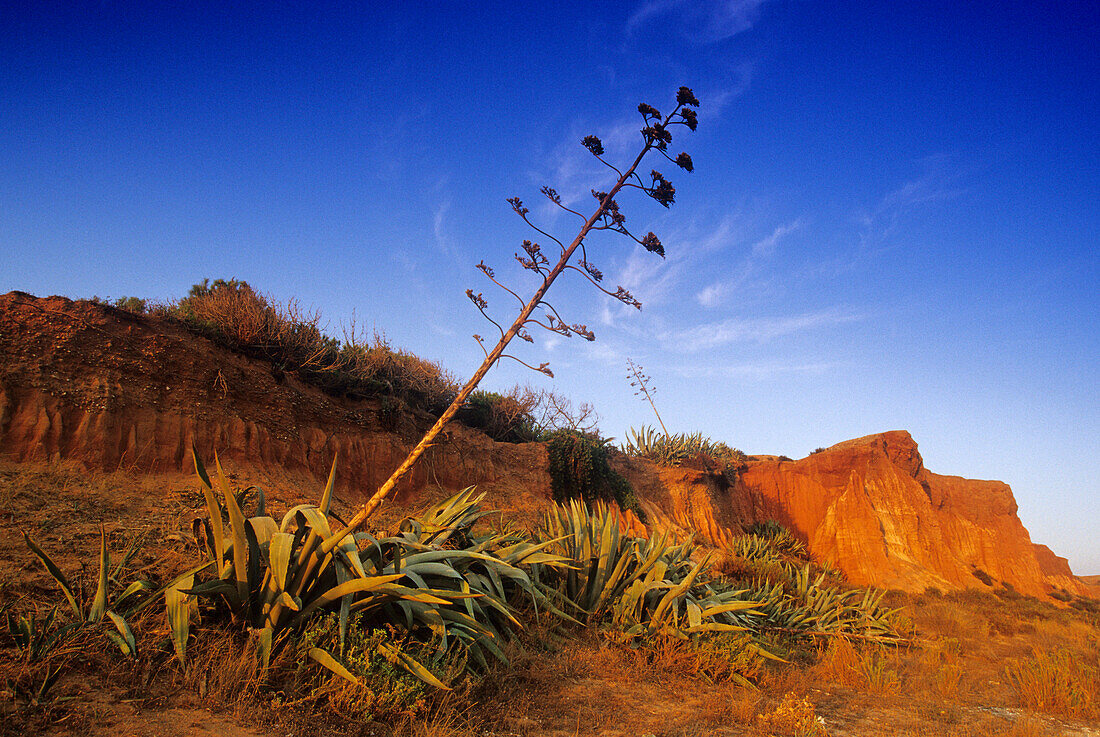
top-left (752, 219), bottom-right (801, 258)
top-left (626, 0), bottom-right (767, 43)
top-left (694, 218), bottom-right (800, 308)
top-left (696, 283), bottom-right (722, 308)
top-left (857, 155), bottom-right (964, 252)
top-left (599, 212), bottom-right (746, 326)
top-left (671, 307), bottom-right (861, 351)
top-left (670, 360), bottom-right (844, 380)
top-left (803, 157), bottom-right (966, 280)
top-left (433, 199), bottom-right (451, 254)
top-left (536, 119), bottom-right (642, 213)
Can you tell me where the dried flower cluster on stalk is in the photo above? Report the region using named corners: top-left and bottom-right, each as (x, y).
top-left (466, 86), bottom-right (701, 379)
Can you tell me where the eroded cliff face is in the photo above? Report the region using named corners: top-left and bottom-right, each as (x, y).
top-left (0, 292), bottom-right (550, 519)
top-left (0, 292), bottom-right (1088, 598)
top-left (618, 432), bottom-right (1091, 598)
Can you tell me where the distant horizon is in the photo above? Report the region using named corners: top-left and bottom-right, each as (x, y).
top-left (2, 2), bottom-right (1096, 573)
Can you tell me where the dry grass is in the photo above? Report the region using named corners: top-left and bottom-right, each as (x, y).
top-left (146, 280), bottom-right (460, 414)
top-left (1004, 648), bottom-right (1099, 719)
top-left (811, 637), bottom-right (901, 695)
top-left (3, 464), bottom-right (1100, 737)
top-left (755, 692), bottom-right (826, 736)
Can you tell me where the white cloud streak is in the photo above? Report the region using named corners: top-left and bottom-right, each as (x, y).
top-left (671, 307), bottom-right (861, 352)
top-left (694, 218), bottom-right (800, 308)
top-left (626, 0), bottom-right (767, 43)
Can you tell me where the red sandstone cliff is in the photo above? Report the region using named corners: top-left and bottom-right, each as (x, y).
top-left (616, 433), bottom-right (1092, 598)
top-left (0, 292), bottom-right (1090, 598)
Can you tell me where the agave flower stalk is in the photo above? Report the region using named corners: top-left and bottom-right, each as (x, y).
top-left (323, 87), bottom-right (701, 549)
top-left (627, 358), bottom-right (668, 436)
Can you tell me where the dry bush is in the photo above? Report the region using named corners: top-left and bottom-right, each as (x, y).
top-left (178, 626), bottom-right (268, 705)
top-left (459, 384), bottom-right (600, 443)
top-left (756, 692), bottom-right (826, 736)
top-left (159, 280), bottom-right (460, 414)
top-left (1004, 647), bottom-right (1099, 718)
top-left (917, 637), bottom-right (963, 700)
top-left (340, 329), bottom-right (458, 411)
top-left (812, 637), bottom-right (900, 694)
top-left (622, 633), bottom-right (764, 687)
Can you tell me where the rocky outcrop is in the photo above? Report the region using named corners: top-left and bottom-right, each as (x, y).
top-left (619, 432), bottom-right (1092, 599)
top-left (0, 292), bottom-right (1090, 598)
top-left (1033, 544), bottom-right (1090, 596)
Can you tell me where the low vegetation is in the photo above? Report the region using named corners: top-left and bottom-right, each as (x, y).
top-left (624, 425), bottom-right (748, 476)
top-left (2, 463), bottom-right (1098, 736)
top-left (544, 429), bottom-right (643, 516)
top-left (457, 386), bottom-right (599, 444)
top-left (104, 279), bottom-right (461, 416)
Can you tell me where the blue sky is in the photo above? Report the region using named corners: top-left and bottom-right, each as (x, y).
top-left (2, 2), bottom-right (1097, 573)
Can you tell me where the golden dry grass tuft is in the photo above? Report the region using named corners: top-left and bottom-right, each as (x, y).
top-left (756, 692), bottom-right (826, 736)
top-left (153, 279), bottom-right (460, 414)
top-left (1004, 647), bottom-right (1099, 719)
top-left (812, 637), bottom-right (901, 694)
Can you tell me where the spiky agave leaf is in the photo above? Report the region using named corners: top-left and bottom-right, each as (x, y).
top-left (537, 499), bottom-right (767, 639)
top-left (87, 525), bottom-right (110, 623)
top-left (165, 574), bottom-right (194, 664)
top-left (105, 610), bottom-right (136, 656)
top-left (308, 647), bottom-right (359, 684)
top-left (23, 534), bottom-right (81, 620)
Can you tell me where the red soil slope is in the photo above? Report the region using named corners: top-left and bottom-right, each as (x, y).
top-left (0, 292), bottom-right (548, 516)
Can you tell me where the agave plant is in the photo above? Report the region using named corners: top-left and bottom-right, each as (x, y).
top-left (745, 564), bottom-right (904, 643)
top-left (3, 604), bottom-right (77, 662)
top-left (534, 499), bottom-right (766, 642)
top-left (727, 529), bottom-right (810, 581)
top-left (623, 426), bottom-right (746, 474)
top-left (179, 450), bottom-right (571, 686)
top-left (22, 526), bottom-right (176, 657)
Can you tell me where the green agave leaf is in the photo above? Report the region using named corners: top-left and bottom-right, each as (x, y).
top-left (701, 601), bottom-right (763, 618)
top-left (268, 532), bottom-right (295, 592)
top-left (184, 579), bottom-right (238, 597)
top-left (685, 622), bottom-right (746, 633)
top-left (165, 574), bottom-right (194, 664)
top-left (248, 516), bottom-right (279, 546)
top-left (114, 580), bottom-right (153, 612)
top-left (256, 626), bottom-right (273, 671)
top-left (308, 647), bottom-right (359, 684)
top-left (376, 641), bottom-right (450, 690)
top-left (294, 574), bottom-right (406, 619)
top-left (194, 450), bottom-right (226, 572)
top-left (318, 455), bottom-right (338, 515)
top-left (127, 560), bottom-right (214, 618)
top-left (214, 453), bottom-right (249, 608)
top-left (192, 444), bottom-right (213, 488)
top-left (23, 533), bottom-right (81, 619)
top-left (105, 610), bottom-right (136, 656)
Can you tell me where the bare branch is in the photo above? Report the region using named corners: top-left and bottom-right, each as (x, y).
top-left (501, 353), bottom-right (554, 378)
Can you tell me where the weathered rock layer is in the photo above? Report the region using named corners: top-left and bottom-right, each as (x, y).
top-left (0, 292), bottom-right (549, 516)
top-left (616, 433), bottom-right (1092, 598)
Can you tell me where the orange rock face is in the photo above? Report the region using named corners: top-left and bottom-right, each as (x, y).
top-left (619, 431), bottom-right (1091, 598)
